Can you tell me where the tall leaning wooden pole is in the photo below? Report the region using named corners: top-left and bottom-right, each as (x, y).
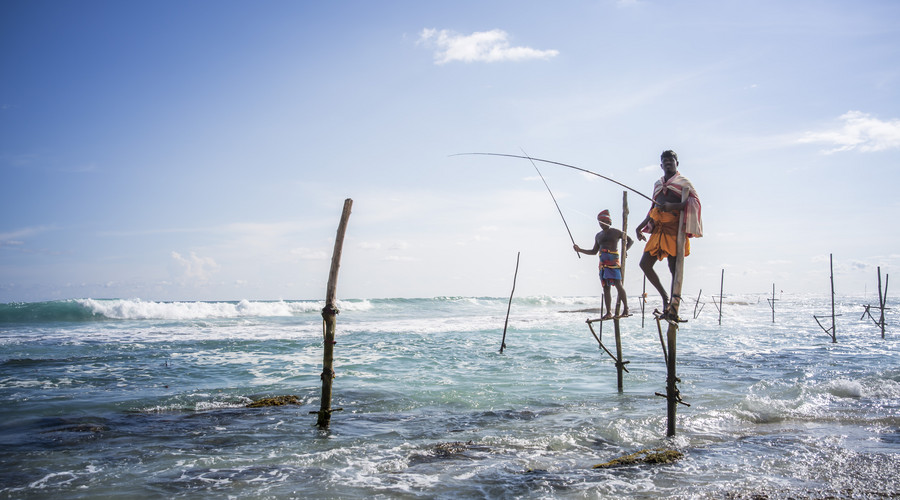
top-left (665, 189), bottom-right (690, 437)
top-left (316, 198), bottom-right (353, 429)
top-left (613, 191), bottom-right (629, 392)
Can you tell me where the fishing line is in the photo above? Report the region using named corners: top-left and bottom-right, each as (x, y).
top-left (520, 148), bottom-right (580, 259)
top-left (452, 152), bottom-right (656, 205)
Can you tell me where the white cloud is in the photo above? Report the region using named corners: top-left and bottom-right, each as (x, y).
top-left (799, 111), bottom-right (900, 153)
top-left (418, 28), bottom-right (559, 65)
top-left (170, 251), bottom-right (220, 284)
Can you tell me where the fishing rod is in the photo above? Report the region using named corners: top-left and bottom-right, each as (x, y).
top-left (452, 152), bottom-right (656, 205)
top-left (520, 148), bottom-right (580, 259)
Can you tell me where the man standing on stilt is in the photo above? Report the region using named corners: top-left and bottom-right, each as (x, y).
top-left (635, 150), bottom-right (703, 320)
top-left (575, 209), bottom-right (634, 319)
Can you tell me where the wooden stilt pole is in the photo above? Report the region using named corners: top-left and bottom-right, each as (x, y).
top-left (664, 189), bottom-right (689, 438)
top-left (314, 198), bottom-right (353, 429)
top-left (613, 191), bottom-right (629, 392)
top-left (500, 252), bottom-right (521, 353)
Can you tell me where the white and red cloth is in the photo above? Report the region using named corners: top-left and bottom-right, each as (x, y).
top-left (645, 172), bottom-right (703, 238)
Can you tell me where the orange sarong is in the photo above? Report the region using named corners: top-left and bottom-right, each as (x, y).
top-left (644, 207), bottom-right (690, 261)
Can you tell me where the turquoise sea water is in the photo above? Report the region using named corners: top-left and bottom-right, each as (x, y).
top-left (1, 295), bottom-right (898, 499)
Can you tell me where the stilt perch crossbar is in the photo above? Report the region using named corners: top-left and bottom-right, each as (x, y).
top-left (313, 198), bottom-right (353, 429)
top-left (586, 319), bottom-right (630, 373)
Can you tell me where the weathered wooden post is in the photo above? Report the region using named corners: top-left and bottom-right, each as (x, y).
top-left (664, 189), bottom-right (690, 437)
top-left (613, 191), bottom-right (629, 392)
top-left (500, 252), bottom-right (520, 353)
top-left (314, 198), bottom-right (353, 429)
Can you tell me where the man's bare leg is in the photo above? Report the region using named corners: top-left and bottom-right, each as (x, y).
top-left (614, 281), bottom-right (629, 316)
top-left (640, 251), bottom-right (669, 310)
top-left (602, 284), bottom-right (613, 319)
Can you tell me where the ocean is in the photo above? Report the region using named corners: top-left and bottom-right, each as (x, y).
top-left (0, 294), bottom-right (898, 499)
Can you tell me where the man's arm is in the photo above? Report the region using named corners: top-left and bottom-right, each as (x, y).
top-left (635, 208), bottom-right (653, 242)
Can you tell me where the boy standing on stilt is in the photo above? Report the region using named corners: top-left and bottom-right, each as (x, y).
top-left (575, 210), bottom-right (634, 319)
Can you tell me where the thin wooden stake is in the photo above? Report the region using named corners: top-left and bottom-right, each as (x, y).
top-left (863, 268), bottom-right (890, 338)
top-left (692, 289), bottom-right (704, 319)
top-left (830, 254), bottom-right (836, 343)
top-left (766, 283), bottom-right (778, 323)
top-left (813, 254), bottom-right (838, 342)
top-left (718, 269), bottom-right (724, 326)
top-left (883, 274), bottom-right (889, 339)
top-left (500, 252), bottom-right (521, 353)
top-left (641, 276), bottom-right (647, 328)
top-left (877, 267), bottom-right (885, 339)
top-left (315, 198), bottom-right (353, 429)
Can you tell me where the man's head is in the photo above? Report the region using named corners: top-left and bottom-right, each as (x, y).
top-left (597, 209), bottom-right (611, 228)
top-left (660, 150), bottom-right (678, 176)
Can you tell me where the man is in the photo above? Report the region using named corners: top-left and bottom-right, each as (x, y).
top-left (635, 150), bottom-right (702, 319)
top-left (575, 209), bottom-right (634, 320)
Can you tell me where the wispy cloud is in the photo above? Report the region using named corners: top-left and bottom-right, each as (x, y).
top-left (418, 29), bottom-right (559, 65)
top-left (799, 111), bottom-right (900, 153)
top-left (0, 226), bottom-right (54, 247)
top-left (170, 251), bottom-right (220, 284)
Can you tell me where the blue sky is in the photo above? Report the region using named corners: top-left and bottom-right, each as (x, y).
top-left (2, 0), bottom-right (900, 302)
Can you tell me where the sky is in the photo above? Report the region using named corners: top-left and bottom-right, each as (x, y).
top-left (2, 0), bottom-right (900, 303)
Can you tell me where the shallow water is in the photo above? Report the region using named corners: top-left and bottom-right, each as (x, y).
top-left (1, 295), bottom-right (898, 498)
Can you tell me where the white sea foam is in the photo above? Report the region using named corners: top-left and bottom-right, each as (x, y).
top-left (74, 298), bottom-right (374, 320)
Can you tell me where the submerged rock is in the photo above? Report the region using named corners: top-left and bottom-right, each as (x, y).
top-left (244, 395), bottom-right (302, 408)
top-left (592, 448), bottom-right (683, 469)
